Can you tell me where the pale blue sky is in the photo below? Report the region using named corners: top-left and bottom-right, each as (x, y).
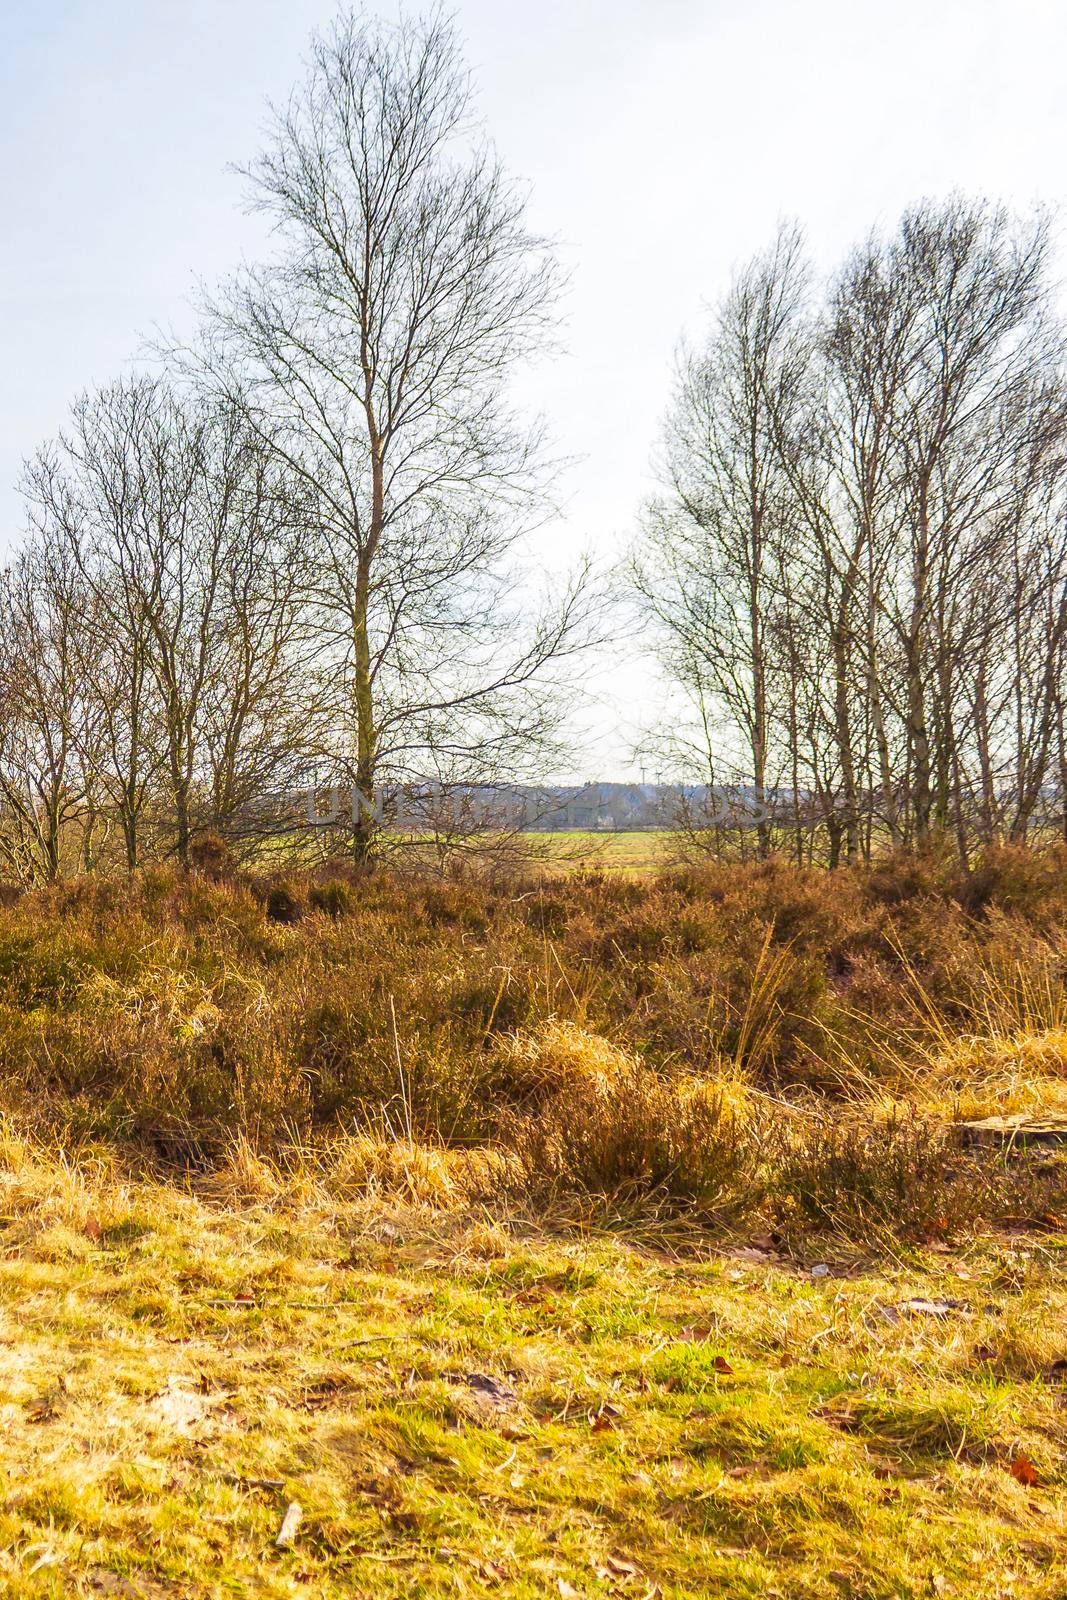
top-left (2, 0), bottom-right (1065, 773)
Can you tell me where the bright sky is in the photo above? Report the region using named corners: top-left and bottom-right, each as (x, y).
top-left (2, 0), bottom-right (1065, 776)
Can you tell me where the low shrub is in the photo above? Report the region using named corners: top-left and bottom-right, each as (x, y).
top-left (499, 1065), bottom-right (768, 1220)
top-left (308, 879), bottom-right (352, 918)
top-left (0, 850), bottom-right (1062, 1237)
top-left (265, 882), bottom-right (304, 924)
top-left (771, 1110), bottom-right (960, 1234)
top-left (770, 1110), bottom-right (1067, 1238)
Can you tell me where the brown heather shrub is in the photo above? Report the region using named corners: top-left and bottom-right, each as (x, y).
top-left (498, 1064), bottom-right (770, 1219)
top-left (265, 880), bottom-right (305, 924)
top-left (955, 842), bottom-right (1067, 925)
top-left (499, 1087), bottom-right (1067, 1235)
top-left (773, 1109), bottom-right (1067, 1239)
top-left (308, 878), bottom-right (352, 918)
top-left (0, 851), bottom-right (1063, 1234)
top-left (188, 830), bottom-right (235, 880)
top-left (771, 1110), bottom-right (963, 1235)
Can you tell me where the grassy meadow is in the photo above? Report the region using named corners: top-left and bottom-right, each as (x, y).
top-left (529, 833), bottom-right (673, 874)
top-left (0, 846), bottom-right (1065, 1596)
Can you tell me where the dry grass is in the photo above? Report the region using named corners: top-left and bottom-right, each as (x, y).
top-left (1, 840), bottom-right (1066, 1595)
top-left (0, 848), bottom-right (1065, 1237)
top-left (0, 1128), bottom-right (1063, 1598)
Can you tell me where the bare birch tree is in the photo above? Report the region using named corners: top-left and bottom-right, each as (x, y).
top-left (634, 226), bottom-right (809, 859)
top-left (179, 10), bottom-right (589, 855)
top-left (639, 198), bottom-right (1067, 865)
top-left (0, 532), bottom-right (103, 880)
top-left (25, 377), bottom-right (314, 871)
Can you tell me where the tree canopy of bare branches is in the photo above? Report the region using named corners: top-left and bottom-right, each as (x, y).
top-left (0, 10), bottom-right (592, 878)
top-left (637, 198), bottom-right (1067, 864)
top-left (178, 10), bottom-right (590, 853)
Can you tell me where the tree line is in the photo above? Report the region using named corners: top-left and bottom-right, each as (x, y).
top-left (1, 12), bottom-right (591, 878)
top-left (636, 204), bottom-right (1067, 865)
top-left (3, 10), bottom-right (1066, 878)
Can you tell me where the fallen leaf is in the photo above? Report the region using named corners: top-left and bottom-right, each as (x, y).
top-left (25, 1395), bottom-right (59, 1424)
top-left (514, 1291), bottom-right (555, 1313)
top-left (1009, 1453), bottom-right (1041, 1487)
top-left (604, 1554), bottom-right (641, 1578)
top-left (712, 1355), bottom-right (734, 1375)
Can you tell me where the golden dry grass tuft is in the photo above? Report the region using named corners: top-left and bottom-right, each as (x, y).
top-left (487, 1019), bottom-right (634, 1103)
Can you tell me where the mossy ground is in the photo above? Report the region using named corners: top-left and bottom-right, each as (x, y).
top-left (0, 1147), bottom-right (1063, 1599)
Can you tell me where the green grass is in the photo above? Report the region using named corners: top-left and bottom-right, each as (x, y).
top-left (247, 829), bottom-right (676, 877)
top-left (0, 1142), bottom-right (1064, 1598)
top-left (526, 831), bottom-right (673, 873)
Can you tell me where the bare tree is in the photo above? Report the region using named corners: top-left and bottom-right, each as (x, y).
top-left (178, 10), bottom-right (590, 856)
top-left (25, 385), bottom-right (164, 872)
top-left (0, 532), bottom-right (104, 881)
top-left (639, 198), bottom-right (1067, 866)
top-left (25, 377), bottom-right (315, 871)
top-left (634, 226), bottom-right (809, 859)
